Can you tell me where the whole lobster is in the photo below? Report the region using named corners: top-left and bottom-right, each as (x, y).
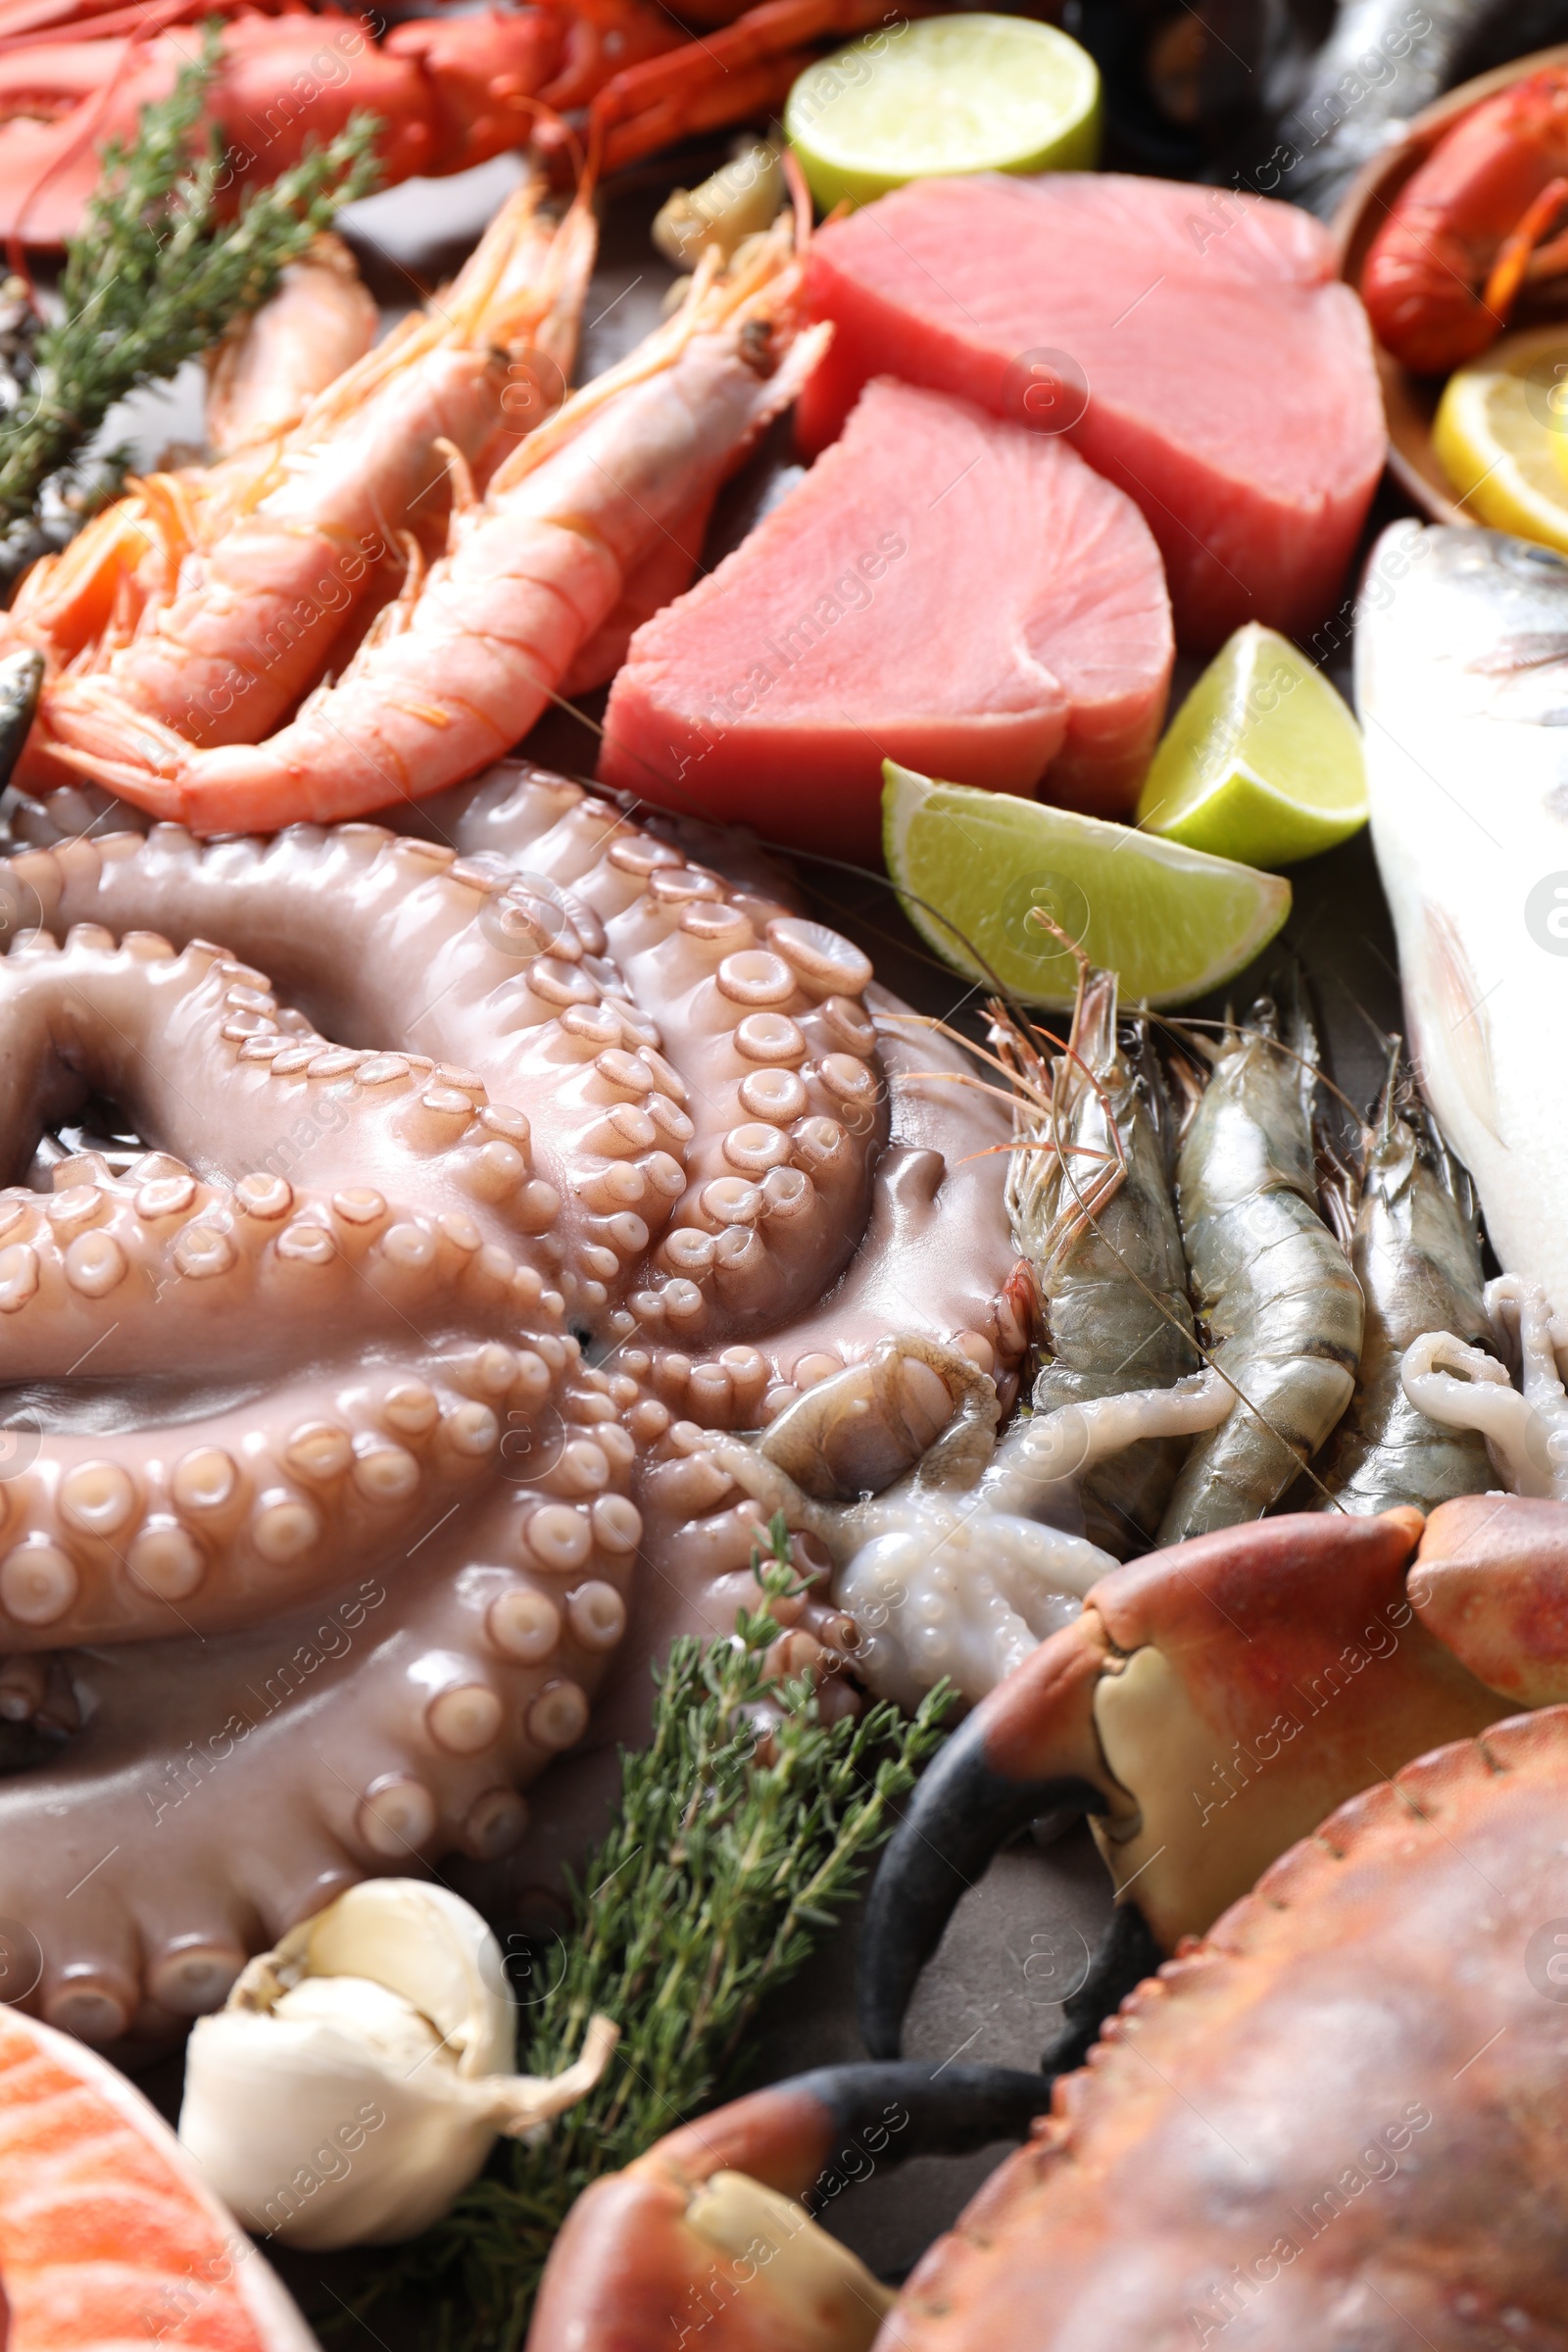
top-left (0, 0), bottom-right (906, 246)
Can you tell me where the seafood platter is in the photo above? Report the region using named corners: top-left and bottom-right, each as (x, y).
top-left (9, 0), bottom-right (1568, 2341)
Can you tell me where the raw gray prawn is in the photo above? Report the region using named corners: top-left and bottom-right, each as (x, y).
top-left (1157, 1003), bottom-right (1364, 1542)
top-left (1313, 1066), bottom-right (1495, 1514)
top-left (1402, 1274), bottom-right (1568, 1498)
top-left (675, 973), bottom-right (1229, 1701)
top-left (999, 965), bottom-right (1201, 1554)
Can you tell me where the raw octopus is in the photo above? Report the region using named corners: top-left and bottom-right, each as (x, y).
top-left (0, 760), bottom-right (1023, 2045)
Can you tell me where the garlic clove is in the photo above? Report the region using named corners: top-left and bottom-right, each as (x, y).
top-left (651, 141), bottom-right (786, 269)
top-left (270, 1975), bottom-right (447, 2071)
top-left (178, 1880), bottom-right (616, 2250)
top-left (282, 1878), bottom-right (514, 2078)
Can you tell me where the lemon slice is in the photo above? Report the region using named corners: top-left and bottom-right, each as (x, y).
top-left (1434, 325), bottom-right (1568, 555)
top-left (1133, 624), bottom-right (1367, 868)
top-left (786, 15), bottom-right (1101, 213)
top-left (883, 760), bottom-right (1290, 1010)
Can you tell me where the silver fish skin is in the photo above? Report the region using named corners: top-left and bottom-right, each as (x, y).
top-left (1357, 521), bottom-right (1568, 1309)
top-left (1266, 0), bottom-right (1494, 218)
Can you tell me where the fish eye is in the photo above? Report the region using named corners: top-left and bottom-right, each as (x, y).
top-left (1502, 539), bottom-right (1568, 575)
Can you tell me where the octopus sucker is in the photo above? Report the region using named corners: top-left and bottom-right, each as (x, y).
top-left (0, 760), bottom-right (1023, 2037)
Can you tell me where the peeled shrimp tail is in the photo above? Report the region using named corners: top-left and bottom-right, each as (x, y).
top-left (1157, 1007), bottom-right (1364, 1543)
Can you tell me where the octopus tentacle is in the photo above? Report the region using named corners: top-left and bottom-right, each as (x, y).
top-left (0, 1476), bottom-right (638, 2042)
top-left (0, 1162), bottom-right (555, 1377)
top-left (0, 1335), bottom-right (583, 1647)
top-left (0, 764), bottom-right (1025, 2039)
top-left (429, 764), bottom-right (891, 1351)
top-left (438, 769), bottom-right (1024, 1408)
top-left (686, 1351), bottom-right (1231, 1707)
top-left (757, 1337), bottom-right (1000, 1501)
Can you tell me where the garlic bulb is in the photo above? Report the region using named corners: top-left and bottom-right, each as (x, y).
top-left (178, 1880), bottom-right (615, 2249)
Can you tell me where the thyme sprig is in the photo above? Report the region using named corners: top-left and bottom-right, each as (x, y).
top-left (354, 1516), bottom-right (952, 2351)
top-left (0, 23), bottom-right (380, 528)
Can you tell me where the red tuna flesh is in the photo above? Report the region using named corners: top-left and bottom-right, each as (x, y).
top-left (797, 173), bottom-right (1385, 651)
top-left (597, 377), bottom-right (1172, 860)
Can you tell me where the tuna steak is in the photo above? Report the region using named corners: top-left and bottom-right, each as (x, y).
top-left (797, 174), bottom-right (1385, 651)
top-left (597, 377), bottom-right (1172, 859)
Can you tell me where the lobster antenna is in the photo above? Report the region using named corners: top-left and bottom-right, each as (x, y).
top-left (782, 144), bottom-right (813, 258)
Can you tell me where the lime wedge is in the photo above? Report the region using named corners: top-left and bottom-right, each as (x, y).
top-left (1434, 324), bottom-right (1568, 556)
top-left (786, 15), bottom-right (1101, 213)
top-left (883, 761), bottom-right (1290, 1010)
top-left (1133, 624), bottom-right (1367, 868)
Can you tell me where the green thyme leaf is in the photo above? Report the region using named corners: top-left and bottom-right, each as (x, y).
top-left (348, 1512), bottom-right (952, 2352)
top-left (0, 22), bottom-right (380, 528)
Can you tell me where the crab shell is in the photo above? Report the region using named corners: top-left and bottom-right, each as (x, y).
top-left (858, 1495), bottom-right (1568, 2059)
top-left (893, 1703), bottom-right (1568, 2343)
top-left (530, 1704), bottom-right (1568, 2347)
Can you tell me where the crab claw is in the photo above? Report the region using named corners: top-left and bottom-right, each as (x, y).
top-left (1410, 1491), bottom-right (1568, 1704)
top-left (890, 1705), bottom-right (1568, 2340)
top-left (529, 2063), bottom-right (1052, 2352)
top-left (859, 1508), bottom-right (1515, 2064)
top-left (858, 1612), bottom-right (1125, 2060)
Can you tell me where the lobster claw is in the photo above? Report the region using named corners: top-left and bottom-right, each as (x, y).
top-left (530, 2064), bottom-right (1053, 2352)
top-left (858, 1508), bottom-right (1523, 2068)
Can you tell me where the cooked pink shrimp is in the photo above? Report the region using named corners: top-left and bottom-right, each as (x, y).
top-left (47, 225), bottom-right (824, 834)
top-left (20, 174), bottom-right (596, 776)
top-left (204, 231), bottom-right (380, 458)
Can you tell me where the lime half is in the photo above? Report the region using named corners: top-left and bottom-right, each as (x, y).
top-left (1134, 624), bottom-right (1367, 868)
top-left (786, 15), bottom-right (1101, 213)
top-left (883, 761), bottom-right (1290, 1011)
top-left (1434, 324), bottom-right (1568, 556)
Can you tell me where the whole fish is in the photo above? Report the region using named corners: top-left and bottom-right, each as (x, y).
top-left (1357, 522), bottom-right (1568, 1311)
top-left (1258, 0), bottom-right (1536, 219)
